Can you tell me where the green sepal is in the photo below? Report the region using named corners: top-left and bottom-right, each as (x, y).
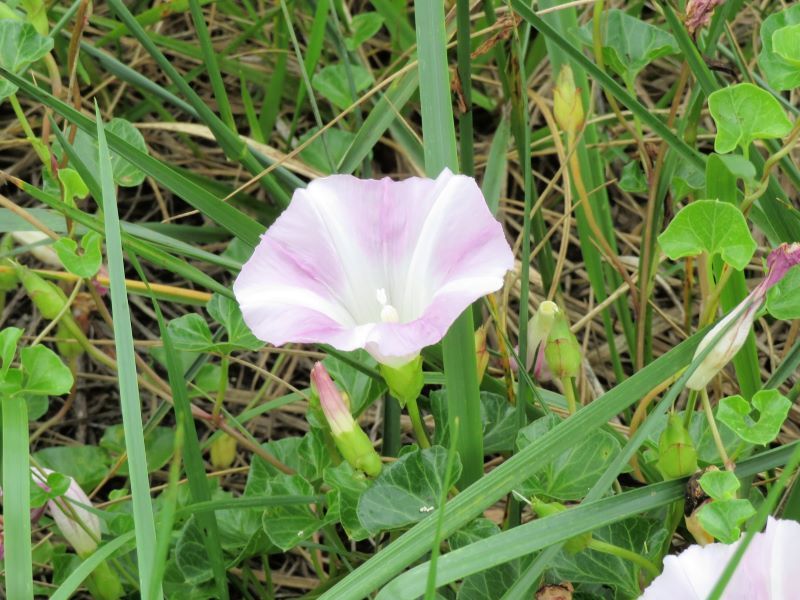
top-left (379, 355), bottom-right (424, 408)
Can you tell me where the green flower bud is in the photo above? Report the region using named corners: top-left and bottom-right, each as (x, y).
top-left (543, 310), bottom-right (581, 379)
top-left (379, 354), bottom-right (424, 408)
top-left (85, 559), bottom-right (124, 600)
top-left (210, 433), bottom-right (238, 469)
top-left (657, 414), bottom-right (698, 480)
top-left (532, 498), bottom-right (591, 553)
top-left (17, 265), bottom-right (68, 319)
top-left (526, 300), bottom-right (559, 371)
top-left (554, 65), bottom-right (585, 137)
top-left (311, 362), bottom-right (382, 477)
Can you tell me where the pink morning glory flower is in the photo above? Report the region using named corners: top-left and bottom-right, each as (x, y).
top-left (687, 243), bottom-right (800, 390)
top-left (234, 168), bottom-right (514, 367)
top-left (641, 517), bottom-right (800, 599)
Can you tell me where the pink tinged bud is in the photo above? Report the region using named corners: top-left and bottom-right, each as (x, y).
top-left (687, 243), bottom-right (800, 390)
top-left (33, 468), bottom-right (101, 557)
top-left (311, 363), bottom-right (355, 436)
top-left (526, 301), bottom-right (559, 371)
top-left (310, 363), bottom-right (382, 476)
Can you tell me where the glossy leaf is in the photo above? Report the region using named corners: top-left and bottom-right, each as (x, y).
top-left (0, 20), bottom-right (53, 99)
top-left (708, 83), bottom-right (792, 154)
top-left (53, 231), bottom-right (103, 278)
top-left (261, 474), bottom-right (321, 551)
top-left (206, 294), bottom-right (262, 352)
top-left (657, 199), bottom-right (756, 270)
top-left (167, 313), bottom-right (215, 353)
top-left (357, 446), bottom-right (461, 534)
top-left (699, 469), bottom-right (740, 500)
top-left (758, 5), bottom-right (800, 90)
top-left (717, 389), bottom-right (792, 445)
top-left (773, 24), bottom-right (800, 66)
top-left (698, 498), bottom-right (755, 543)
top-left (324, 462), bottom-right (370, 541)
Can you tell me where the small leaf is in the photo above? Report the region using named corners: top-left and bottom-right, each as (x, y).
top-left (0, 326), bottom-right (22, 378)
top-left (58, 168), bottom-right (89, 206)
top-left (581, 10), bottom-right (678, 85)
top-left (708, 83), bottom-right (792, 154)
top-left (767, 265), bottom-right (800, 319)
top-left (312, 63), bottom-right (374, 110)
top-left (206, 293), bottom-right (262, 352)
top-left (717, 389), bottom-right (792, 445)
top-left (19, 345), bottom-right (74, 396)
top-left (698, 498), bottom-right (755, 543)
top-left (0, 20), bottom-right (53, 100)
top-left (699, 469), bottom-right (740, 501)
top-left (167, 313), bottom-right (215, 353)
top-left (345, 13), bottom-right (384, 50)
top-left (657, 199), bottom-right (756, 270)
top-left (758, 5), bottom-right (800, 91)
top-left (33, 445), bottom-right (111, 490)
top-left (261, 474), bottom-right (321, 551)
top-left (357, 446), bottom-right (461, 534)
top-left (53, 231), bottom-right (103, 278)
top-left (619, 160), bottom-right (648, 193)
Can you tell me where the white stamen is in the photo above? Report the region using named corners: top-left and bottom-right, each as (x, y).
top-left (376, 288), bottom-right (400, 323)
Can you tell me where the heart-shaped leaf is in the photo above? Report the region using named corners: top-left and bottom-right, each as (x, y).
top-left (312, 63), bottom-right (374, 110)
top-left (58, 168), bottom-right (89, 206)
top-left (53, 231), bottom-right (103, 278)
top-left (758, 5), bottom-right (800, 91)
top-left (19, 345), bottom-right (73, 396)
top-left (580, 10), bottom-right (678, 86)
top-left (708, 83), bottom-right (792, 154)
top-left (717, 389), bottom-right (792, 445)
top-left (357, 446), bottom-right (461, 534)
top-left (619, 160), bottom-right (648, 193)
top-left (772, 23), bottom-right (800, 66)
top-left (345, 12), bottom-right (384, 51)
top-left (767, 264), bottom-right (800, 319)
top-left (0, 20), bottom-right (53, 100)
top-left (658, 199), bottom-right (756, 270)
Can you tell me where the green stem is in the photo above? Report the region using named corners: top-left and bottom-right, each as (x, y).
top-left (9, 93), bottom-right (50, 168)
top-left (406, 396), bottom-right (431, 449)
top-left (3, 394), bottom-right (34, 600)
top-left (562, 377), bottom-right (578, 415)
top-left (701, 388), bottom-right (732, 470)
top-left (382, 395), bottom-right (401, 457)
top-left (682, 388), bottom-right (699, 429)
top-left (213, 354), bottom-right (230, 419)
top-left (587, 539), bottom-right (660, 579)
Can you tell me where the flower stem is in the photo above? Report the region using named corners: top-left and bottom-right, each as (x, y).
top-left (562, 377), bottom-right (578, 415)
top-left (406, 396), bottom-right (431, 449)
top-left (213, 354), bottom-right (230, 419)
top-left (588, 538), bottom-right (660, 579)
top-left (382, 396), bottom-right (401, 457)
top-left (701, 388), bottom-right (733, 470)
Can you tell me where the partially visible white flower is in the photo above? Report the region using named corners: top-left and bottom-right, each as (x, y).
top-left (32, 467), bottom-right (101, 557)
top-left (687, 243), bottom-right (800, 390)
top-left (641, 517), bottom-right (800, 599)
top-left (12, 231), bottom-right (60, 267)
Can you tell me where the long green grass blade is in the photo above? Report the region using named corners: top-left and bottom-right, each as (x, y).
top-left (3, 394), bottom-right (33, 599)
top-left (95, 106), bottom-right (160, 598)
top-left (414, 0), bottom-right (483, 486)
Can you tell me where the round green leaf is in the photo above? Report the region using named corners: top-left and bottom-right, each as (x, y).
top-left (19, 345), bottom-right (73, 396)
top-left (708, 83), bottom-right (792, 154)
top-left (657, 199), bottom-right (756, 270)
top-left (53, 231), bottom-right (103, 278)
top-left (717, 389), bottom-right (792, 445)
top-left (345, 12), bottom-right (384, 51)
top-left (758, 5), bottom-right (800, 91)
top-left (697, 498), bottom-right (755, 544)
top-left (773, 24), bottom-right (800, 66)
top-left (698, 469), bottom-right (740, 501)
